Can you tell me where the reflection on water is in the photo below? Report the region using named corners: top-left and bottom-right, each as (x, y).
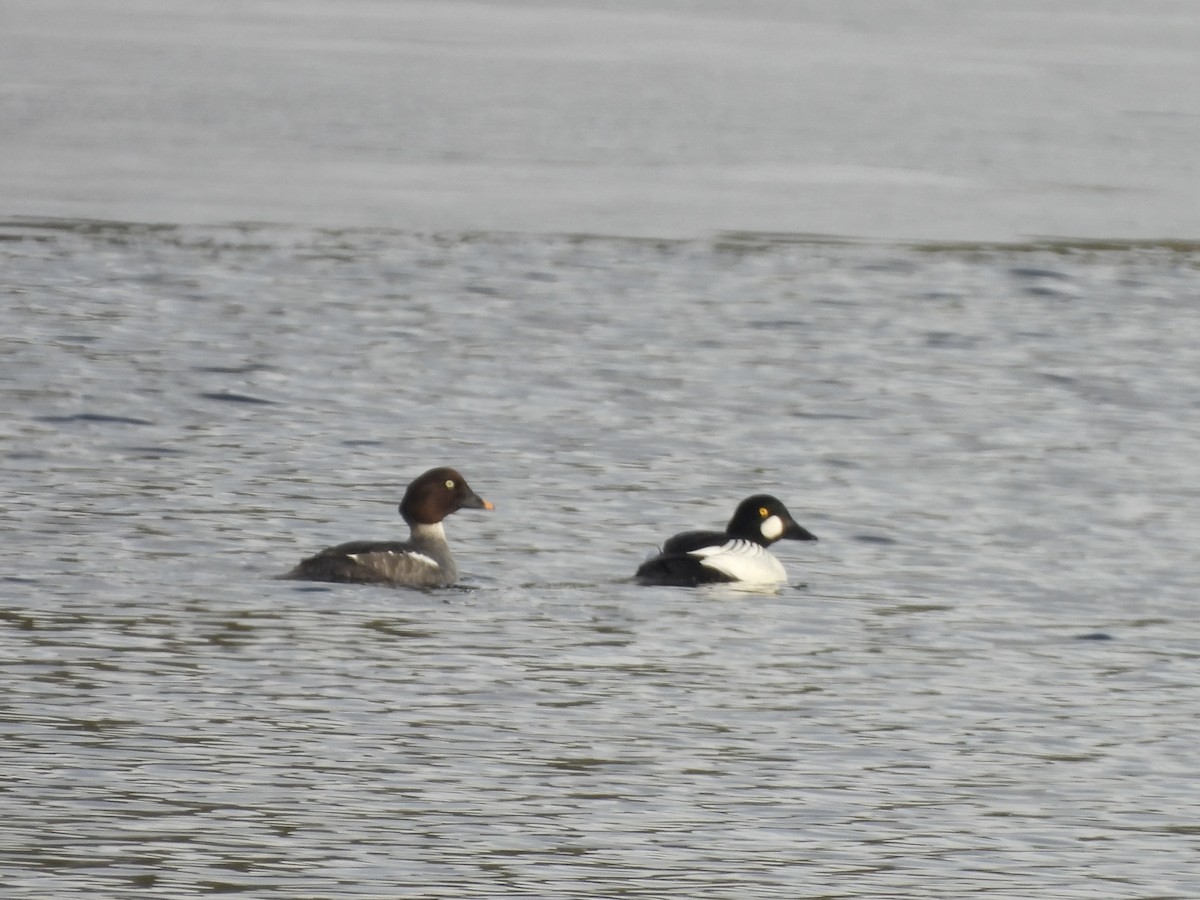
top-left (2, 220), bottom-right (1199, 897)
top-left (4, 0), bottom-right (1200, 240)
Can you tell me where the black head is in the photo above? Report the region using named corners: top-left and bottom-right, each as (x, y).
top-left (726, 494), bottom-right (817, 546)
top-left (399, 467), bottom-right (493, 525)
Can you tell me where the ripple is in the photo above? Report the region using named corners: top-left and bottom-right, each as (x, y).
top-left (2, 224), bottom-right (1198, 899)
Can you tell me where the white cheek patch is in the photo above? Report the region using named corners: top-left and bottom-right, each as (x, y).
top-left (760, 515), bottom-right (784, 541)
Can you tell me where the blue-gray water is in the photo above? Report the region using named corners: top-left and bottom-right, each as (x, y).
top-left (3, 0), bottom-right (1200, 241)
top-left (3, 1), bottom-right (1200, 897)
top-left (3, 222), bottom-right (1199, 897)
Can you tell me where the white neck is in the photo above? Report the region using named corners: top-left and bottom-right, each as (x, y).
top-left (410, 521), bottom-right (447, 544)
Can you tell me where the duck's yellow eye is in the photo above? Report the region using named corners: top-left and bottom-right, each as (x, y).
top-left (759, 507), bottom-right (769, 518)
top-left (445, 479), bottom-right (456, 489)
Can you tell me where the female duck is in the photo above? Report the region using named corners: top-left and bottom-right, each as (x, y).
top-left (636, 494), bottom-right (816, 586)
top-left (285, 466), bottom-right (492, 587)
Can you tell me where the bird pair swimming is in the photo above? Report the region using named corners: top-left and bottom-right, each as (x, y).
top-left (284, 466), bottom-right (817, 589)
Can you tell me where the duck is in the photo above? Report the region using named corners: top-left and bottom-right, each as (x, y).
top-left (635, 494), bottom-right (816, 586)
top-left (284, 466), bottom-right (492, 587)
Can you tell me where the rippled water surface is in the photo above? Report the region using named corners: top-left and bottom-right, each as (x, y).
top-left (2, 220), bottom-right (1198, 897)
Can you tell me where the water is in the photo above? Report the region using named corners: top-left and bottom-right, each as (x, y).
top-left (3, 0), bottom-right (1200, 240)
top-left (3, 1), bottom-right (1200, 895)
top-left (2, 220), bottom-right (1199, 897)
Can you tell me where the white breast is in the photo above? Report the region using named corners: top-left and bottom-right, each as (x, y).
top-left (689, 539), bottom-right (788, 584)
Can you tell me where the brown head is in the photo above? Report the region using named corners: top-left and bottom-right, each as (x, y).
top-left (399, 467), bottom-right (493, 525)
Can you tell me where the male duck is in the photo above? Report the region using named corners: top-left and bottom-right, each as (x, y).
top-left (635, 494), bottom-right (816, 586)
